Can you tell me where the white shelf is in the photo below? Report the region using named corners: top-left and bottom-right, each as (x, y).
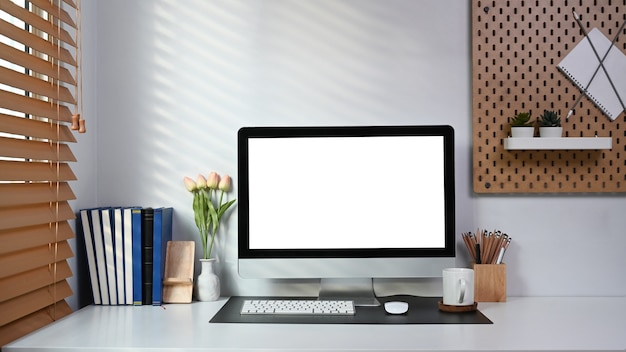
top-left (504, 137), bottom-right (612, 150)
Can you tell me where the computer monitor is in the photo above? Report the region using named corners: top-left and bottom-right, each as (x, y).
top-left (237, 125), bottom-right (456, 306)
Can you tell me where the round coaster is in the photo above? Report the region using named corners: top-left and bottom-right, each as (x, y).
top-left (438, 301), bottom-right (478, 313)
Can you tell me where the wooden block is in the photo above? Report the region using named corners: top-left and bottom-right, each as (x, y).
top-left (473, 263), bottom-right (506, 302)
top-left (162, 241), bottom-right (195, 304)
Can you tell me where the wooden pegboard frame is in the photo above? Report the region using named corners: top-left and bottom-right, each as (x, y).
top-left (472, 0), bottom-right (626, 193)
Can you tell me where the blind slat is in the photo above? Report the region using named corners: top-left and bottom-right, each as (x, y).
top-left (0, 160), bottom-right (76, 182)
top-left (0, 136), bottom-right (76, 162)
top-left (0, 0), bottom-right (76, 47)
top-left (0, 42), bottom-right (76, 85)
top-left (62, 0), bottom-right (78, 11)
top-left (0, 221), bottom-right (74, 255)
top-left (0, 89), bottom-right (73, 123)
top-left (0, 261), bottom-right (72, 303)
top-left (0, 240), bottom-right (73, 279)
top-left (0, 66), bottom-right (77, 104)
top-left (0, 113), bottom-right (77, 143)
top-left (0, 182), bottom-right (75, 208)
top-left (0, 202), bottom-right (76, 231)
top-left (0, 301), bottom-right (72, 347)
top-left (0, 18), bottom-right (77, 66)
top-left (30, 0), bottom-right (77, 28)
top-left (0, 280), bottom-right (73, 326)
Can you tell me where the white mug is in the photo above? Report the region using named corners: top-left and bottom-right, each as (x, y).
top-left (442, 268), bottom-right (474, 306)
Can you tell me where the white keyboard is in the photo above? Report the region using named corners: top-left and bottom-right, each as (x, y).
top-left (240, 299), bottom-right (355, 316)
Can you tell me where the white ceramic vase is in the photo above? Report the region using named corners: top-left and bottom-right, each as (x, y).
top-left (196, 258), bottom-right (220, 301)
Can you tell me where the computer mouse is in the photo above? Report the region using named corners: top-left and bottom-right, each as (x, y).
top-left (384, 301), bottom-right (409, 315)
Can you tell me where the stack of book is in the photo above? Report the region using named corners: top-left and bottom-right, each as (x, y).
top-left (79, 207), bottom-right (173, 306)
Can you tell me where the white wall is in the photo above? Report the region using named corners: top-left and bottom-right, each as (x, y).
top-left (71, 0), bottom-right (626, 308)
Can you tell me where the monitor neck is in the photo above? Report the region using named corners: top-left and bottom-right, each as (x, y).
top-left (318, 278), bottom-right (380, 307)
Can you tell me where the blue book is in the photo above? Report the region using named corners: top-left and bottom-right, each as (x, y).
top-left (131, 208), bottom-right (143, 305)
top-left (152, 207), bottom-right (173, 305)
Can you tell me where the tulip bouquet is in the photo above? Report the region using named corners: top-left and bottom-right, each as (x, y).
top-left (183, 172), bottom-right (236, 259)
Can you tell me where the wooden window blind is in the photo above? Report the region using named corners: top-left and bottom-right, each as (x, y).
top-left (0, 0), bottom-right (82, 347)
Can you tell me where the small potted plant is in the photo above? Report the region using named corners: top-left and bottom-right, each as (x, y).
top-left (538, 110), bottom-right (562, 138)
top-left (509, 111), bottom-right (535, 138)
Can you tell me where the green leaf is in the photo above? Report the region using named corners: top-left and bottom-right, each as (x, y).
top-left (217, 199), bottom-right (236, 218)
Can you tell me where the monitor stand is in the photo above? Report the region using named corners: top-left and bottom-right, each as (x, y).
top-left (318, 278), bottom-right (380, 307)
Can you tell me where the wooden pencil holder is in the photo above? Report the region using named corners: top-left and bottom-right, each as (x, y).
top-left (473, 263), bottom-right (506, 302)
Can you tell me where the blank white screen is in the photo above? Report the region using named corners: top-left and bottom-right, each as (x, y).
top-left (248, 136), bottom-right (446, 249)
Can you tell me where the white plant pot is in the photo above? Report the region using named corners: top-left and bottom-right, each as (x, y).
top-left (511, 127), bottom-right (534, 138)
top-left (539, 127), bottom-right (563, 138)
top-left (195, 258), bottom-right (220, 301)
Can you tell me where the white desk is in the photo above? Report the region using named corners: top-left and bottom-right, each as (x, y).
top-left (5, 296), bottom-right (626, 352)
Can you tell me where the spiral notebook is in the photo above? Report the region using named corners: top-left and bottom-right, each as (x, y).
top-left (557, 28), bottom-right (626, 120)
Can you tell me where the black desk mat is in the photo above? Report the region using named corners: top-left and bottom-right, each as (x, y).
top-left (210, 295), bottom-right (492, 324)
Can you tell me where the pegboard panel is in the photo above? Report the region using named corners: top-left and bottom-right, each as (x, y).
top-left (472, 0), bottom-right (626, 193)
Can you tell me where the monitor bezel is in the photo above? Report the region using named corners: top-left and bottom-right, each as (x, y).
top-left (237, 125), bottom-right (455, 260)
